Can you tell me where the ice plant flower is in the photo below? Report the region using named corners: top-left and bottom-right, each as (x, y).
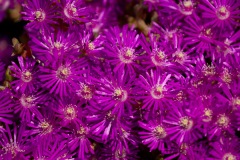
top-left (199, 0), bottom-right (240, 29)
top-left (21, 0), bottom-right (58, 31)
top-left (65, 122), bottom-right (94, 159)
top-left (139, 119), bottom-right (168, 152)
top-left (13, 91), bottom-right (42, 122)
top-left (87, 110), bottom-right (119, 142)
top-left (141, 34), bottom-right (172, 70)
top-left (93, 70), bottom-right (135, 115)
top-left (103, 25), bottom-right (142, 74)
top-left (58, 0), bottom-right (94, 24)
top-left (136, 70), bottom-right (172, 114)
top-left (184, 14), bottom-right (218, 53)
top-left (164, 105), bottom-right (202, 144)
top-left (39, 58), bottom-right (86, 98)
top-left (30, 29), bottom-right (78, 63)
top-left (0, 124), bottom-right (32, 159)
top-left (9, 57), bottom-right (39, 93)
top-left (207, 138), bottom-right (240, 160)
top-left (53, 97), bottom-right (82, 126)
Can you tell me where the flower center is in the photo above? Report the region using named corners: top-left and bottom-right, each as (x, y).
top-left (217, 114), bottom-right (230, 128)
top-left (151, 49), bottom-right (166, 66)
top-left (88, 42), bottom-right (95, 50)
top-left (173, 51), bottom-right (186, 64)
top-left (64, 104), bottom-right (77, 120)
top-left (77, 126), bottom-right (88, 138)
top-left (39, 121), bottom-right (53, 135)
top-left (77, 84), bottom-right (94, 100)
top-left (179, 117), bottom-right (193, 130)
top-left (180, 0), bottom-right (194, 15)
top-left (119, 47), bottom-right (135, 63)
top-left (64, 3), bottom-right (77, 18)
top-left (57, 66), bottom-right (71, 80)
top-left (221, 68), bottom-right (232, 84)
top-left (3, 142), bottom-right (25, 157)
top-left (113, 88), bottom-right (128, 102)
top-left (34, 10), bottom-right (46, 22)
top-left (232, 97), bottom-right (240, 107)
top-left (223, 153), bottom-right (236, 160)
top-left (217, 6), bottom-right (230, 20)
top-left (21, 70), bottom-right (33, 82)
top-left (153, 126), bottom-right (167, 139)
top-left (202, 108), bottom-right (213, 122)
top-left (20, 95), bottom-right (34, 108)
top-left (54, 42), bottom-right (62, 50)
top-left (202, 65), bottom-right (216, 77)
top-left (151, 85), bottom-right (164, 99)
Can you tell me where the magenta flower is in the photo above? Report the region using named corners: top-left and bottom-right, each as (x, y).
top-left (140, 34), bottom-right (172, 70)
top-left (136, 70), bottom-right (172, 114)
top-left (53, 97), bottom-right (82, 126)
top-left (65, 122), bottom-right (94, 159)
top-left (199, 0), bottom-right (240, 30)
top-left (183, 14), bottom-right (218, 53)
top-left (207, 138), bottom-right (240, 160)
top-left (0, 124), bottom-right (32, 159)
top-left (58, 0), bottom-right (94, 24)
top-left (30, 29), bottom-right (78, 63)
top-left (164, 105), bottom-right (202, 145)
top-left (93, 70), bottom-right (136, 116)
top-left (139, 118), bottom-right (168, 152)
top-left (87, 110), bottom-right (119, 143)
top-left (22, 0), bottom-right (58, 31)
top-left (103, 25), bottom-right (142, 74)
top-left (9, 57), bottom-right (39, 93)
top-left (39, 58), bottom-right (86, 98)
top-left (13, 90), bottom-right (42, 122)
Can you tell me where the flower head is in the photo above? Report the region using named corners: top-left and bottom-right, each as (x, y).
top-left (9, 57), bottom-right (39, 93)
top-left (22, 0), bottom-right (58, 31)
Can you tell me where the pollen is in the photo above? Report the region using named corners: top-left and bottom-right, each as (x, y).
top-left (223, 153), bottom-right (236, 160)
top-left (151, 85), bottom-right (164, 99)
top-left (64, 105), bottom-right (77, 120)
top-left (77, 84), bottom-right (94, 100)
top-left (153, 126), bottom-right (167, 139)
top-left (34, 10), bottom-right (46, 22)
top-left (3, 142), bottom-right (25, 157)
top-left (217, 6), bottom-right (230, 20)
top-left (57, 66), bottom-right (71, 80)
top-left (40, 121), bottom-right (53, 135)
top-left (179, 116), bottom-right (193, 130)
top-left (21, 70), bottom-right (33, 82)
top-left (20, 94), bottom-right (34, 108)
top-left (180, 0), bottom-right (194, 15)
top-left (88, 42), bottom-right (95, 50)
top-left (64, 4), bottom-right (77, 18)
top-left (151, 49), bottom-right (166, 67)
top-left (174, 51), bottom-right (186, 64)
top-left (77, 126), bottom-right (86, 135)
top-left (54, 42), bottom-right (62, 49)
top-left (232, 97), bottom-right (240, 107)
top-left (202, 64), bottom-right (216, 77)
top-left (221, 68), bottom-right (232, 84)
top-left (202, 108), bottom-right (213, 122)
top-left (217, 114), bottom-right (230, 128)
top-left (119, 47), bottom-right (135, 64)
top-left (113, 88), bottom-right (128, 102)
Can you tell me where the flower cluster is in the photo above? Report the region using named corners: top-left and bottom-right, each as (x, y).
top-left (0, 0), bottom-right (240, 159)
